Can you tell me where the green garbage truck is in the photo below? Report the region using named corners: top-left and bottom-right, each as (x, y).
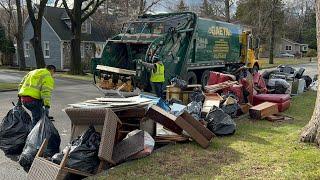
top-left (92, 12), bottom-right (259, 89)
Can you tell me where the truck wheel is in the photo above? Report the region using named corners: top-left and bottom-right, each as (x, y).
top-left (251, 64), bottom-right (259, 73)
top-left (201, 70), bottom-right (210, 87)
top-left (187, 71), bottom-right (197, 85)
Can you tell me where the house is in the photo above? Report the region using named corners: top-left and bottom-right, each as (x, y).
top-left (21, 6), bottom-right (107, 70)
top-left (275, 38), bottom-right (308, 56)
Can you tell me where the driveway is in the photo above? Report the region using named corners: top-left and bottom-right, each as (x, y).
top-left (0, 70), bottom-right (101, 179)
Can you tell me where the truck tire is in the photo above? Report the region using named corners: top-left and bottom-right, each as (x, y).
top-left (250, 64), bottom-right (259, 73)
top-left (187, 71), bottom-right (197, 85)
top-left (201, 70), bottom-right (210, 87)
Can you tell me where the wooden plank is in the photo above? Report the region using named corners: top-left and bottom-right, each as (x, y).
top-left (202, 94), bottom-right (223, 114)
top-left (96, 65), bottom-right (136, 75)
top-left (98, 109), bottom-right (119, 165)
top-left (175, 116), bottom-right (211, 148)
top-left (116, 108), bottom-right (146, 118)
top-left (145, 105), bottom-right (183, 134)
top-left (249, 102), bottom-right (278, 119)
top-left (178, 112), bottom-right (214, 148)
top-left (240, 103), bottom-right (252, 114)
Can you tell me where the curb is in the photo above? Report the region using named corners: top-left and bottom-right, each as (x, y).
top-left (0, 89), bottom-right (18, 92)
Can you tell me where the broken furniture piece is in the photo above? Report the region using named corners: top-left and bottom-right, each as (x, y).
top-left (249, 102), bottom-right (279, 119)
top-left (94, 65), bottom-right (136, 92)
top-left (166, 84), bottom-right (202, 105)
top-left (145, 105), bottom-right (183, 135)
top-left (201, 93), bottom-right (223, 116)
top-left (146, 105), bottom-right (214, 148)
top-left (253, 94), bottom-right (291, 112)
top-left (177, 112), bottom-right (215, 148)
top-left (27, 139), bottom-right (92, 180)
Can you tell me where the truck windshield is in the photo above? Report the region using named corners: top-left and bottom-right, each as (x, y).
top-left (122, 22), bottom-right (164, 34)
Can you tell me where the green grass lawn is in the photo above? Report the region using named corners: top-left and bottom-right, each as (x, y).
top-left (0, 82), bottom-right (18, 91)
top-left (259, 57), bottom-right (315, 69)
top-left (54, 72), bottom-right (93, 82)
top-left (94, 91), bottom-right (320, 179)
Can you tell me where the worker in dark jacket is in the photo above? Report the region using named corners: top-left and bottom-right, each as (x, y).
top-left (139, 55), bottom-right (165, 98)
top-left (18, 65), bottom-right (56, 126)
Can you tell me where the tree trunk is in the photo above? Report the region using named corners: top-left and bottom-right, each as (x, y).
top-left (32, 23), bottom-right (45, 68)
top-left (16, 0), bottom-right (26, 70)
top-left (269, 0), bottom-right (276, 64)
top-left (225, 0), bottom-right (230, 22)
top-left (300, 0), bottom-right (320, 146)
top-left (125, 0), bottom-right (129, 17)
top-left (70, 1), bottom-right (83, 75)
top-left (139, 0), bottom-right (144, 15)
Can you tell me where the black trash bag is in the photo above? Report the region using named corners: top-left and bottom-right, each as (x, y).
top-left (221, 103), bottom-right (240, 118)
top-left (19, 112), bottom-right (61, 172)
top-left (205, 106), bottom-right (236, 136)
top-left (52, 126), bottom-right (101, 174)
top-left (274, 80), bottom-right (288, 94)
top-left (186, 101), bottom-right (202, 120)
top-left (170, 77), bottom-right (188, 90)
top-left (189, 88), bottom-right (205, 102)
top-left (302, 75), bottom-right (312, 88)
top-left (0, 103), bottom-right (32, 155)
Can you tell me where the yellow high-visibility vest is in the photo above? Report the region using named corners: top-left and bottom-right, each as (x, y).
top-left (18, 68), bottom-right (54, 107)
top-left (150, 63), bottom-right (165, 83)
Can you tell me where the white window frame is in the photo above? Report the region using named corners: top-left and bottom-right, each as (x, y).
top-left (24, 42), bottom-right (30, 57)
top-left (43, 41), bottom-right (50, 58)
top-left (80, 43), bottom-right (84, 58)
top-left (303, 46), bottom-right (307, 51)
top-left (285, 45), bottom-right (292, 51)
top-left (81, 20), bottom-right (87, 33)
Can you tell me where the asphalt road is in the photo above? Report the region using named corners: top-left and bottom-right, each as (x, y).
top-left (0, 62), bottom-right (317, 179)
top-left (0, 70), bottom-right (101, 179)
top-left (262, 62), bottom-right (318, 79)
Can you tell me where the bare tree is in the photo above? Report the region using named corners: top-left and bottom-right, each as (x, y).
top-left (224, 0), bottom-right (230, 22)
top-left (61, 0), bottom-right (105, 75)
top-left (269, 0), bottom-right (277, 64)
top-left (26, 0), bottom-right (48, 68)
top-left (16, 0), bottom-right (26, 70)
top-left (0, 0), bottom-right (15, 65)
top-left (300, 0), bottom-right (320, 146)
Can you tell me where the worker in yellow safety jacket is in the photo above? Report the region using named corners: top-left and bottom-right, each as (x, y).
top-left (139, 55), bottom-right (165, 98)
top-left (18, 65), bottom-right (56, 126)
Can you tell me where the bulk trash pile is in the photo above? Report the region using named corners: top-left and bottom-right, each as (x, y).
top-left (0, 65), bottom-right (313, 179)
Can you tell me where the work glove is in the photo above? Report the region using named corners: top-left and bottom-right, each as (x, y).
top-left (44, 106), bottom-right (50, 116)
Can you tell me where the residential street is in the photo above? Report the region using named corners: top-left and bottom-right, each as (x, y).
top-left (0, 62), bottom-right (317, 179)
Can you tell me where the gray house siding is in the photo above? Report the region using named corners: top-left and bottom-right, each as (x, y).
top-left (23, 18), bottom-right (62, 69)
top-left (274, 39), bottom-right (309, 57)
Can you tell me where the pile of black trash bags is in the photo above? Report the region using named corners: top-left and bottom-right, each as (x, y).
top-left (51, 126), bottom-right (101, 174)
top-left (0, 103), bottom-right (101, 174)
top-left (0, 103), bottom-right (61, 171)
top-left (184, 89), bottom-right (237, 136)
